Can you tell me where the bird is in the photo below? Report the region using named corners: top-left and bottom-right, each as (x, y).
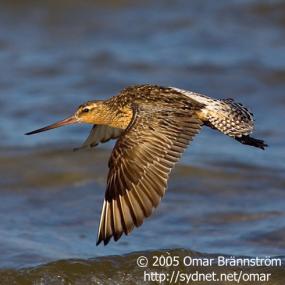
top-left (25, 84), bottom-right (267, 245)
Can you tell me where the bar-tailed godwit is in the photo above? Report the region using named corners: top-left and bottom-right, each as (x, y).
top-left (26, 85), bottom-right (267, 245)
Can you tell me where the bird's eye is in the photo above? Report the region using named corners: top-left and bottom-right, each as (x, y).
top-left (82, 108), bottom-right (89, 113)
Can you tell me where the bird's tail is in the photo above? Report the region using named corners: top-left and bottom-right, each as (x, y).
top-left (200, 98), bottom-right (254, 136)
top-left (196, 97), bottom-right (268, 150)
top-left (169, 87), bottom-right (267, 150)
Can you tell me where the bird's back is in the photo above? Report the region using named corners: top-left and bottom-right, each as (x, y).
top-left (108, 84), bottom-right (205, 111)
top-left (77, 84), bottom-right (266, 151)
top-left (108, 84), bottom-right (253, 137)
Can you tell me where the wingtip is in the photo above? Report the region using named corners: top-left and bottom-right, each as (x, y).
top-left (96, 233), bottom-right (103, 246)
top-left (96, 236), bottom-right (112, 246)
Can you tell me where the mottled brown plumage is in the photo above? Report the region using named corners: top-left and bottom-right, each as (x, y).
top-left (97, 105), bottom-right (202, 245)
top-left (26, 84), bottom-right (268, 245)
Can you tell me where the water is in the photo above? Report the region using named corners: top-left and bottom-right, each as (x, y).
top-left (0, 0), bottom-right (284, 283)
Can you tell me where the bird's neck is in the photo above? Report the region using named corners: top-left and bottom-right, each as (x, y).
top-left (108, 105), bottom-right (134, 129)
top-left (90, 102), bottom-right (133, 129)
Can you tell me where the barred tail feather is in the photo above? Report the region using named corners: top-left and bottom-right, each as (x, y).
top-left (201, 98), bottom-right (268, 150)
top-left (204, 98), bottom-right (254, 138)
top-left (169, 87), bottom-right (268, 150)
top-left (170, 87), bottom-right (255, 138)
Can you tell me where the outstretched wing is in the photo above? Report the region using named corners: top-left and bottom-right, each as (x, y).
top-left (96, 105), bottom-right (203, 245)
top-left (74, 125), bottom-right (123, 151)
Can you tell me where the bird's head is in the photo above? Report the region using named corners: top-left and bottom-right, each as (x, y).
top-left (25, 100), bottom-right (107, 135)
top-left (75, 101), bottom-right (103, 123)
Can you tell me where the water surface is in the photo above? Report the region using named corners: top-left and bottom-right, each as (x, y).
top-left (0, 0), bottom-right (284, 283)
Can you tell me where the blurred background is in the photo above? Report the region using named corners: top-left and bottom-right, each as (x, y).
top-left (0, 0), bottom-right (284, 283)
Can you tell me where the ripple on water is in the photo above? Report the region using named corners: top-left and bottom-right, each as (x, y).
top-left (0, 249), bottom-right (284, 285)
top-left (0, 0), bottom-right (284, 277)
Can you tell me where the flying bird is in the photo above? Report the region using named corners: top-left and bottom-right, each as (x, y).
top-left (26, 85), bottom-right (267, 245)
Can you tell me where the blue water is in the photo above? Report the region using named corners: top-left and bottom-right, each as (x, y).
top-left (0, 0), bottom-right (284, 283)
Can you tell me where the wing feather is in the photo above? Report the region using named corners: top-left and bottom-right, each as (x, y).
top-left (74, 125), bottom-right (123, 151)
top-left (96, 105), bottom-right (202, 245)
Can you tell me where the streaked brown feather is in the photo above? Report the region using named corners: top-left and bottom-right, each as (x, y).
top-left (96, 104), bottom-right (202, 245)
top-left (74, 125), bottom-right (123, 151)
top-left (25, 84), bottom-right (267, 246)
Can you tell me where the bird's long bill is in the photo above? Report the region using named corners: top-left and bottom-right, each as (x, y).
top-left (25, 116), bottom-right (78, 135)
